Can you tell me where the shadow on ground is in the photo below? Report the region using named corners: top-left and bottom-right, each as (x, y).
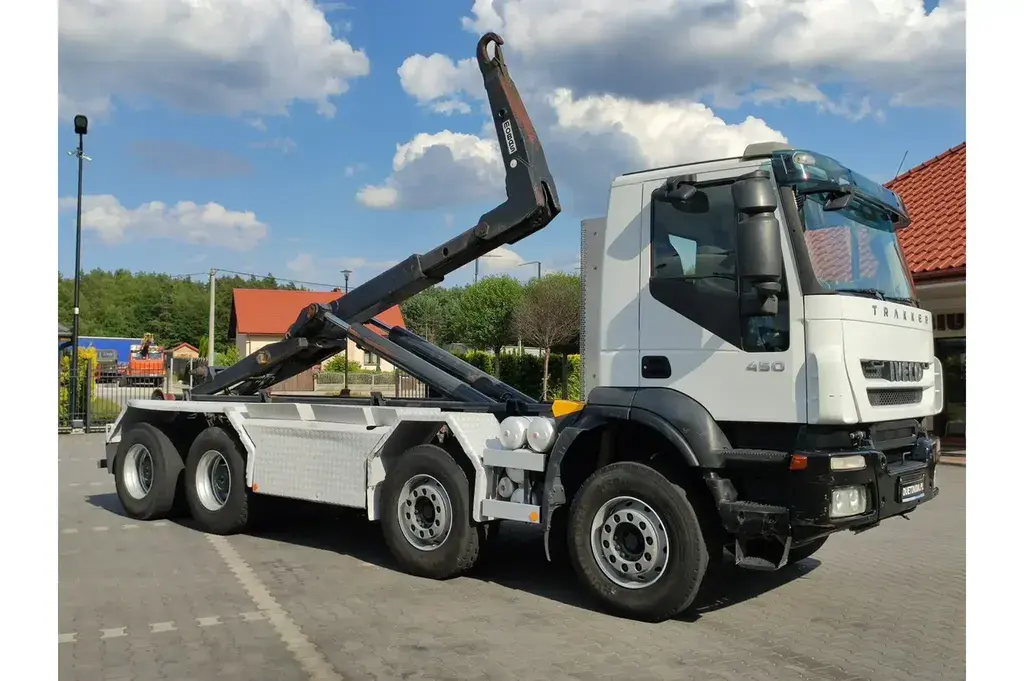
top-left (84, 493), bottom-right (817, 620)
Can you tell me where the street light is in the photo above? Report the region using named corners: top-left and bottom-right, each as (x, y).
top-left (474, 253), bottom-right (502, 284)
top-left (340, 269), bottom-right (353, 393)
top-left (519, 260), bottom-right (541, 280)
top-left (67, 114), bottom-right (90, 429)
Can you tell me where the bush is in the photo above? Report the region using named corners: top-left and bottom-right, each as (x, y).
top-left (451, 351), bottom-right (581, 401)
top-left (58, 347), bottom-right (99, 423)
top-left (322, 355), bottom-right (369, 374)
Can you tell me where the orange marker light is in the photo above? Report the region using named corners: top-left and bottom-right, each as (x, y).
top-left (252, 483), bottom-right (259, 493)
top-left (789, 455), bottom-right (808, 471)
top-left (528, 511), bottom-right (539, 523)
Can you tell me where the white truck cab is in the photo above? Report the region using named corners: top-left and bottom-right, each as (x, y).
top-left (582, 142), bottom-right (942, 428)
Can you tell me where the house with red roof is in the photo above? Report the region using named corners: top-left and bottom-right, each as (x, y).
top-left (887, 142), bottom-right (966, 444)
top-left (228, 288), bottom-right (407, 378)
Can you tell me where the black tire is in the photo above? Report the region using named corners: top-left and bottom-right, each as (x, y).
top-left (568, 461), bottom-right (713, 622)
top-left (380, 444), bottom-right (484, 580)
top-left (787, 537), bottom-right (828, 565)
top-left (113, 422), bottom-right (185, 521)
top-left (184, 426), bottom-right (250, 535)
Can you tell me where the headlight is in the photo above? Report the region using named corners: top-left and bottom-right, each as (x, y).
top-left (830, 454), bottom-right (866, 471)
top-left (830, 486), bottom-right (867, 518)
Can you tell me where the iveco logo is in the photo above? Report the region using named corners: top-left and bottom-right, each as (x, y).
top-left (871, 360), bottom-right (928, 382)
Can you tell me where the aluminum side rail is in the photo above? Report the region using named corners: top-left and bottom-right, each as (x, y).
top-left (192, 32), bottom-right (561, 397)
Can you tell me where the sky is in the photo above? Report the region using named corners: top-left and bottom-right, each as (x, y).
top-left (56, 0), bottom-right (966, 292)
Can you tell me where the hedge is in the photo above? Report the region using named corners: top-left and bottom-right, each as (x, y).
top-left (454, 350), bottom-right (581, 401)
top-left (58, 347), bottom-right (98, 423)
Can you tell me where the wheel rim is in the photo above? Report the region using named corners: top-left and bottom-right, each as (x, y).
top-left (123, 444), bottom-right (154, 500)
top-left (590, 495), bottom-right (670, 589)
top-left (397, 474), bottom-right (453, 551)
top-left (196, 450), bottom-right (231, 511)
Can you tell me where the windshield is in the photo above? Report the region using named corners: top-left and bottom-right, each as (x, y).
top-left (800, 194), bottom-right (916, 303)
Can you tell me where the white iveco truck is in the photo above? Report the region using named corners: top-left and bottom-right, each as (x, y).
top-left (97, 33), bottom-right (942, 622)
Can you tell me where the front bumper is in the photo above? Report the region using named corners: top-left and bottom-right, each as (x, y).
top-left (718, 433), bottom-right (939, 545)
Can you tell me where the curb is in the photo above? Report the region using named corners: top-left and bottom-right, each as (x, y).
top-left (939, 457), bottom-right (966, 467)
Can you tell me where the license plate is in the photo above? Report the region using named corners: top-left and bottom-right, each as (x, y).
top-left (899, 476), bottom-right (926, 503)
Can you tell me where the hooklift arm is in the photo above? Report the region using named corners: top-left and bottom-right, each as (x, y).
top-left (191, 33), bottom-right (561, 398)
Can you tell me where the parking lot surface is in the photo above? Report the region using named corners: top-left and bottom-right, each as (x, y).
top-left (60, 434), bottom-right (965, 681)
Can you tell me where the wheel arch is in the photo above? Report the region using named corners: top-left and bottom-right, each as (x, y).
top-left (541, 388), bottom-right (731, 561)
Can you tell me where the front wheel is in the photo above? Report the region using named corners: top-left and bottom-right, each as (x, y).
top-left (568, 462), bottom-right (715, 622)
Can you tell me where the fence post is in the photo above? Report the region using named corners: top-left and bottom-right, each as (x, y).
top-left (84, 358), bottom-right (93, 431)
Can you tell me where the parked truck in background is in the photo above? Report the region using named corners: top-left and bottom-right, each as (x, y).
top-left (125, 334), bottom-right (166, 387)
top-left (96, 33), bottom-right (941, 623)
top-left (59, 336), bottom-right (142, 383)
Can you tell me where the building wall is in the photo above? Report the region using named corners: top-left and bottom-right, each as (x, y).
top-left (235, 333), bottom-right (395, 372)
top-left (915, 278), bottom-right (966, 442)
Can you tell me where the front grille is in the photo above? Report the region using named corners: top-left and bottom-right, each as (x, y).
top-left (867, 388), bottom-right (923, 407)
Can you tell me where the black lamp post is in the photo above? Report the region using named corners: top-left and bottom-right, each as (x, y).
top-left (68, 114), bottom-right (89, 428)
top-left (341, 269), bottom-right (353, 392)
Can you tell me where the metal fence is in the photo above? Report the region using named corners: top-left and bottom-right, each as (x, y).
top-left (59, 354), bottom-right (432, 433)
top-left (58, 358), bottom-right (162, 433)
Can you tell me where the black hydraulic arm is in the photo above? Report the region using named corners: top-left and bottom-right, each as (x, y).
top-left (368, 319), bottom-right (537, 403)
top-left (191, 32), bottom-right (561, 397)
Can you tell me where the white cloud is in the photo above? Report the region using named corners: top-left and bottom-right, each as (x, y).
top-left (356, 131), bottom-right (504, 210)
top-left (58, 194), bottom-right (268, 250)
top-left (546, 88), bottom-right (786, 169)
top-left (251, 137), bottom-right (298, 154)
top-left (397, 53), bottom-right (482, 114)
top-left (58, 0), bottom-right (371, 120)
top-left (286, 252), bottom-right (399, 284)
top-left (362, 88), bottom-right (786, 215)
top-left (482, 246), bottom-right (526, 272)
top-left (458, 0), bottom-right (965, 110)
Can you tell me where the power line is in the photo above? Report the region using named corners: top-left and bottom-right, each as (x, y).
top-left (170, 268), bottom-right (343, 289)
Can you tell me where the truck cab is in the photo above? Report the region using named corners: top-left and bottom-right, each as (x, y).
top-left (564, 141), bottom-right (940, 576)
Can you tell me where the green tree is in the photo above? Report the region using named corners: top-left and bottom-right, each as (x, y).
top-left (57, 269), bottom-right (305, 352)
top-left (400, 284), bottom-right (463, 345)
top-left (457, 275), bottom-right (524, 377)
top-left (514, 273), bottom-right (581, 399)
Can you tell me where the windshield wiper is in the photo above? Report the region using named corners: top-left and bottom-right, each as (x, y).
top-left (838, 288), bottom-right (918, 306)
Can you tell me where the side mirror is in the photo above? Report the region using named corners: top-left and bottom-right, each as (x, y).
top-left (732, 171), bottom-right (784, 317)
top-left (654, 175), bottom-right (708, 212)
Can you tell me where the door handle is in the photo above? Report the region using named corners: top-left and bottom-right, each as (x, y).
top-left (642, 355), bottom-right (672, 379)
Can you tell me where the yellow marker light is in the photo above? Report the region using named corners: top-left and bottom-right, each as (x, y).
top-left (551, 399), bottom-right (585, 418)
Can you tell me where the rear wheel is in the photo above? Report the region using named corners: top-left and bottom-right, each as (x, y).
top-left (113, 423), bottom-right (184, 520)
top-left (184, 426), bottom-right (250, 535)
top-left (381, 444), bottom-right (483, 579)
top-left (568, 462), bottom-right (714, 622)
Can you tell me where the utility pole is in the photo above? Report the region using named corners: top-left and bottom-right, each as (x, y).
top-left (341, 269), bottom-right (353, 391)
top-left (207, 268), bottom-right (217, 365)
top-left (67, 114), bottom-right (90, 429)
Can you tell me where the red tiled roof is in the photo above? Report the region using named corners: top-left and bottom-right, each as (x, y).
top-left (230, 289), bottom-right (405, 337)
top-left (886, 143), bottom-right (966, 278)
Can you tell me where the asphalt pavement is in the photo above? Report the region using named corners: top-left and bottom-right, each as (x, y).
top-left (59, 433), bottom-right (965, 681)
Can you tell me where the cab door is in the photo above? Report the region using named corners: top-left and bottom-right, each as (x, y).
top-left (637, 167), bottom-right (806, 424)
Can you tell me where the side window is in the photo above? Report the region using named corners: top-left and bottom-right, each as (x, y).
top-left (649, 181), bottom-right (789, 352)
